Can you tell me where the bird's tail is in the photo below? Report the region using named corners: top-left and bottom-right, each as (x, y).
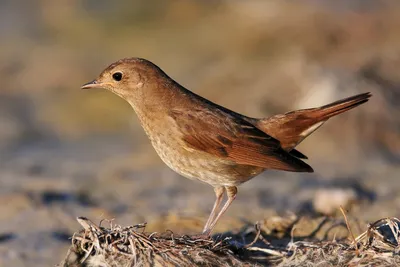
top-left (254, 92), bottom-right (372, 151)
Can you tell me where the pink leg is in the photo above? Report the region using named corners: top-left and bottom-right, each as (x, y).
top-left (203, 186), bottom-right (237, 235)
top-left (202, 187), bottom-right (225, 234)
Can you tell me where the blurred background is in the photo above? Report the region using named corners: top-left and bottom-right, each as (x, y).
top-left (0, 0), bottom-right (399, 265)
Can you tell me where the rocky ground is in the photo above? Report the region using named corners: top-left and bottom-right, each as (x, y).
top-left (0, 130), bottom-right (399, 266)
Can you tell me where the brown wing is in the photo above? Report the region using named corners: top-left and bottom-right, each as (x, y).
top-left (169, 109), bottom-right (313, 173)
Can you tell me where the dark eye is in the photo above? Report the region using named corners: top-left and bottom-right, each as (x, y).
top-left (112, 72), bottom-right (122, 81)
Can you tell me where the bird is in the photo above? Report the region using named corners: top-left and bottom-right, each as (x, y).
top-left (82, 58), bottom-right (371, 236)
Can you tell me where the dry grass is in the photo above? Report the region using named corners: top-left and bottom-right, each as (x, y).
top-left (59, 215), bottom-right (400, 266)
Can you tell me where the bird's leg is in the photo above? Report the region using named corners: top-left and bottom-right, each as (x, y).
top-left (203, 186), bottom-right (237, 236)
top-left (202, 187), bottom-right (225, 234)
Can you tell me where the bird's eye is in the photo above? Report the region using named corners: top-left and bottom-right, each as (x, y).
top-left (112, 72), bottom-right (122, 81)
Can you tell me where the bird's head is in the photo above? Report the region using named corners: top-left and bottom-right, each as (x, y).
top-left (81, 58), bottom-right (168, 100)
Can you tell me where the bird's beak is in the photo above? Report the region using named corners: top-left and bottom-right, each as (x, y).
top-left (81, 80), bottom-right (102, 89)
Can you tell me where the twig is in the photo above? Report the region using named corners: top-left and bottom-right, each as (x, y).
top-left (246, 246), bottom-right (284, 257)
top-left (244, 222), bottom-right (261, 248)
top-left (339, 206), bottom-right (359, 256)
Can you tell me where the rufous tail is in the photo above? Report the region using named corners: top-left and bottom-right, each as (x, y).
top-left (254, 92), bottom-right (372, 153)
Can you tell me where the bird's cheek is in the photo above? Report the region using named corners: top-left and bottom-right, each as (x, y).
top-left (137, 81), bottom-right (144, 89)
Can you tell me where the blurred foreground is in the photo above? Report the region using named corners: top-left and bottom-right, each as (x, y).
top-left (0, 1), bottom-right (399, 266)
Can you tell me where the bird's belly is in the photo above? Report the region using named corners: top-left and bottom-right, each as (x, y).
top-left (150, 138), bottom-right (264, 187)
top-left (138, 114), bottom-right (264, 187)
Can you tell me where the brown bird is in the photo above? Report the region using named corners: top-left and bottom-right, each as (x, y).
top-left (82, 58), bottom-right (371, 235)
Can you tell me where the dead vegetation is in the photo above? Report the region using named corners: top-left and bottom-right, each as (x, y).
top-left (59, 215), bottom-right (400, 266)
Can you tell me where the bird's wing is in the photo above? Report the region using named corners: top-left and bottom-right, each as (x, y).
top-left (169, 109), bottom-right (313, 173)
